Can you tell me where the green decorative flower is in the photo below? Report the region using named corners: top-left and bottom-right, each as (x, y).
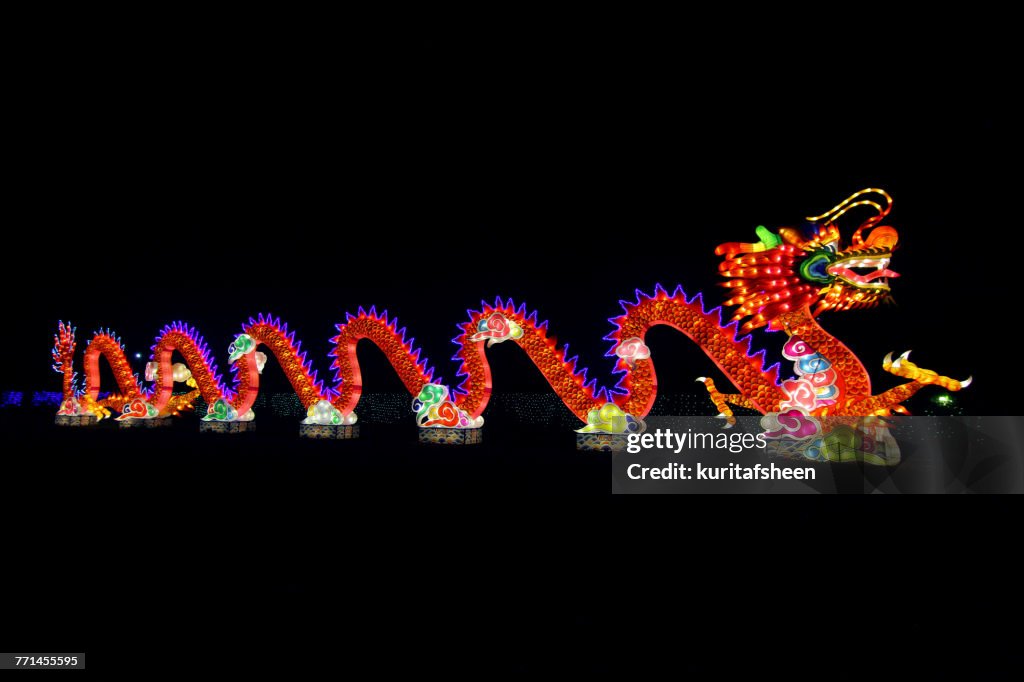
top-left (228, 334), bottom-right (256, 362)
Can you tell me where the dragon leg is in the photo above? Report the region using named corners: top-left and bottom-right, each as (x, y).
top-left (834, 351), bottom-right (972, 416)
top-left (696, 377), bottom-right (757, 428)
top-left (882, 351), bottom-right (972, 391)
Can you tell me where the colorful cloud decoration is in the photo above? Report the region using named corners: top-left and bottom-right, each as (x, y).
top-left (781, 336), bottom-right (838, 410)
top-left (614, 337), bottom-right (651, 367)
top-left (117, 397), bottom-right (160, 421)
top-left (202, 398), bottom-right (255, 423)
top-left (575, 402), bottom-right (645, 435)
top-left (468, 313), bottom-right (524, 347)
top-left (760, 409), bottom-right (822, 441)
top-left (302, 399), bottom-right (357, 426)
top-left (413, 383), bottom-right (484, 429)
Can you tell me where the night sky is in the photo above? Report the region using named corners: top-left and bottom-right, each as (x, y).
top-left (4, 26), bottom-right (1019, 677)
top-left (3, 37), bottom-right (1010, 415)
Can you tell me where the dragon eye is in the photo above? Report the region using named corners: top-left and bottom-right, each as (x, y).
top-left (799, 252), bottom-right (835, 284)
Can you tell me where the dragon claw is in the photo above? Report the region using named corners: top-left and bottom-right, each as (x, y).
top-left (884, 351), bottom-right (972, 392)
top-left (714, 413), bottom-right (735, 429)
top-left (696, 376), bottom-right (707, 383)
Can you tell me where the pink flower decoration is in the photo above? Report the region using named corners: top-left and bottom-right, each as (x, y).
top-left (761, 409), bottom-right (822, 440)
top-left (861, 432), bottom-right (876, 453)
top-left (804, 367), bottom-right (837, 387)
top-left (782, 336), bottom-right (814, 360)
top-left (57, 397), bottom-right (82, 416)
top-left (615, 337), bottom-right (651, 366)
top-left (780, 378), bottom-right (818, 413)
top-left (486, 313), bottom-right (508, 335)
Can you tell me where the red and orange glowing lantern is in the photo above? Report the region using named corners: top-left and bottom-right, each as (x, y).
top-left (51, 189), bottom-right (969, 463)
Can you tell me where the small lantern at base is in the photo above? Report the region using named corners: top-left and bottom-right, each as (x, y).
top-left (199, 420), bottom-right (256, 434)
top-left (299, 423), bottom-right (360, 440)
top-left (576, 432), bottom-right (628, 452)
top-left (54, 414), bottom-right (98, 427)
top-left (118, 417), bottom-right (172, 429)
top-left (418, 427), bottom-right (483, 446)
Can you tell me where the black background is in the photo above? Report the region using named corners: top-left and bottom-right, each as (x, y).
top-left (4, 36), bottom-right (1008, 413)
top-left (3, 21), bottom-right (1019, 676)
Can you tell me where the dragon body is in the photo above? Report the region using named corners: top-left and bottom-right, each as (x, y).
top-left (52, 189), bottom-right (968, 443)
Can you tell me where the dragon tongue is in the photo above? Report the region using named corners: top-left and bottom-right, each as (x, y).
top-left (863, 267), bottom-right (899, 282)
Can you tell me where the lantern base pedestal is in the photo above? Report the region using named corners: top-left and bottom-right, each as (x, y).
top-left (117, 417), bottom-right (173, 429)
top-left (199, 420), bottom-right (255, 434)
top-left (576, 432), bottom-right (628, 452)
top-left (54, 414), bottom-right (98, 427)
top-left (418, 427), bottom-right (483, 446)
top-left (299, 423), bottom-right (360, 440)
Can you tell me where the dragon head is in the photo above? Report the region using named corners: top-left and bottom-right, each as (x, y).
top-left (716, 188), bottom-right (899, 332)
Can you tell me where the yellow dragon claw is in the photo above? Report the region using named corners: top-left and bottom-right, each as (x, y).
top-left (698, 377), bottom-right (737, 427)
top-left (884, 351), bottom-right (971, 391)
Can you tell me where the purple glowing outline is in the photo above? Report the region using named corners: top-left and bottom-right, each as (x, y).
top-left (61, 281), bottom-right (785, 421)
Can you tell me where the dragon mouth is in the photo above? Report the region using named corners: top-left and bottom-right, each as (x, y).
top-left (827, 256), bottom-right (899, 290)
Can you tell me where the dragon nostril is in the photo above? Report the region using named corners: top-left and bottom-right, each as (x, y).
top-left (865, 225), bottom-right (899, 250)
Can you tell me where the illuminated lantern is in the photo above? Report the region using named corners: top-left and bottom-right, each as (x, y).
top-left (199, 397), bottom-right (255, 434)
top-left (171, 363), bottom-right (191, 383)
top-left (116, 397), bottom-right (171, 429)
top-left (575, 402), bottom-right (645, 452)
top-left (50, 190), bottom-right (969, 464)
top-left (414, 383), bottom-right (483, 445)
top-left (298, 399), bottom-right (359, 440)
top-left (614, 337), bottom-right (651, 368)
